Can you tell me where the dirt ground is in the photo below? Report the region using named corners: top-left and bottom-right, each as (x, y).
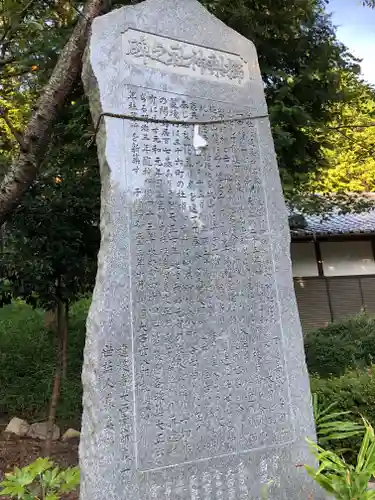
top-left (0, 431), bottom-right (79, 499)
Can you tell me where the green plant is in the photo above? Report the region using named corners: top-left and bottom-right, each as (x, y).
top-left (0, 299), bottom-right (88, 421)
top-left (311, 367), bottom-right (375, 461)
top-left (306, 419), bottom-right (375, 500)
top-left (311, 368), bottom-right (375, 423)
top-left (305, 314), bottom-right (375, 377)
top-left (0, 457), bottom-right (80, 500)
top-left (313, 393), bottom-right (364, 445)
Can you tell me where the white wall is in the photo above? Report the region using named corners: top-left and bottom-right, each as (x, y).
top-left (291, 242), bottom-right (318, 277)
top-left (291, 240), bottom-right (375, 277)
top-left (320, 240), bottom-right (375, 276)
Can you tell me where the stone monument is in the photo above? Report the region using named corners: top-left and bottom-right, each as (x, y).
top-left (81, 0), bottom-right (321, 499)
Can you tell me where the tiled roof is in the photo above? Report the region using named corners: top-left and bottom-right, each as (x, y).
top-left (291, 210), bottom-right (375, 237)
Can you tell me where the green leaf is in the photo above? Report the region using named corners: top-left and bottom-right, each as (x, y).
top-left (307, 419), bottom-right (375, 499)
top-left (318, 411), bottom-right (353, 423)
top-left (59, 467), bottom-right (80, 493)
top-left (28, 457), bottom-right (54, 476)
top-left (45, 494), bottom-right (59, 500)
top-left (0, 486), bottom-right (16, 495)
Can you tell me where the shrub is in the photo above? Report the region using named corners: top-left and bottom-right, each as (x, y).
top-left (0, 299), bottom-right (89, 422)
top-left (311, 368), bottom-right (375, 424)
top-left (305, 313), bottom-right (375, 377)
top-left (311, 367), bottom-right (375, 460)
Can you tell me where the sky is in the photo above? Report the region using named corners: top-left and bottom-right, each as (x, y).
top-left (326, 0), bottom-right (375, 84)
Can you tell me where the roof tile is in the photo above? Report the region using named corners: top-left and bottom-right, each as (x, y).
top-left (291, 210), bottom-right (375, 236)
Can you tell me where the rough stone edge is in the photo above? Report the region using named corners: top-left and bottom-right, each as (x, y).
top-left (80, 42), bottom-right (112, 497)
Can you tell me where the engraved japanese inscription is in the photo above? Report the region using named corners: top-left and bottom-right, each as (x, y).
top-left (124, 88), bottom-right (293, 471)
top-left (123, 29), bottom-right (249, 85)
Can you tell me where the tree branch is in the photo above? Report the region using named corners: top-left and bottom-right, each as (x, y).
top-left (0, 107), bottom-right (28, 151)
top-left (0, 0), bottom-right (112, 226)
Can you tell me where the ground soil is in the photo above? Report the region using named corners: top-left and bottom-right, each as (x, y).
top-left (0, 427), bottom-right (79, 500)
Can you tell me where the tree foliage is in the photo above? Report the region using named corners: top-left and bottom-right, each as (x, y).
top-left (0, 90), bottom-right (100, 311)
top-left (0, 78), bottom-right (100, 454)
top-left (0, 0), bottom-right (77, 175)
top-left (307, 74), bottom-right (375, 194)
top-left (201, 0), bottom-right (363, 202)
top-left (0, 0), bottom-right (110, 225)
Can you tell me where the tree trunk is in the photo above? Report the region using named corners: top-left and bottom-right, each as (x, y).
top-left (44, 298), bottom-right (65, 457)
top-left (62, 302), bottom-right (69, 379)
top-left (0, 0), bottom-right (111, 226)
top-left (44, 308), bottom-right (57, 332)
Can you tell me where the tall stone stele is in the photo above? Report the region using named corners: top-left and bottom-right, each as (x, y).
top-left (81, 1), bottom-right (322, 499)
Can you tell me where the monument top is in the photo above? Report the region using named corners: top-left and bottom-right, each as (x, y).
top-left (87, 0), bottom-right (267, 116)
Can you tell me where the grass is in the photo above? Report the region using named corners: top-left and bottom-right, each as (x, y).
top-left (0, 299), bottom-right (89, 425)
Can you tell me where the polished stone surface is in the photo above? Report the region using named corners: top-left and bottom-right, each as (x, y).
top-left (80, 0), bottom-right (321, 498)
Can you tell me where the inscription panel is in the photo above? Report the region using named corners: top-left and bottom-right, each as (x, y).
top-left (124, 87), bottom-right (293, 470)
top-left (123, 29), bottom-right (250, 85)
